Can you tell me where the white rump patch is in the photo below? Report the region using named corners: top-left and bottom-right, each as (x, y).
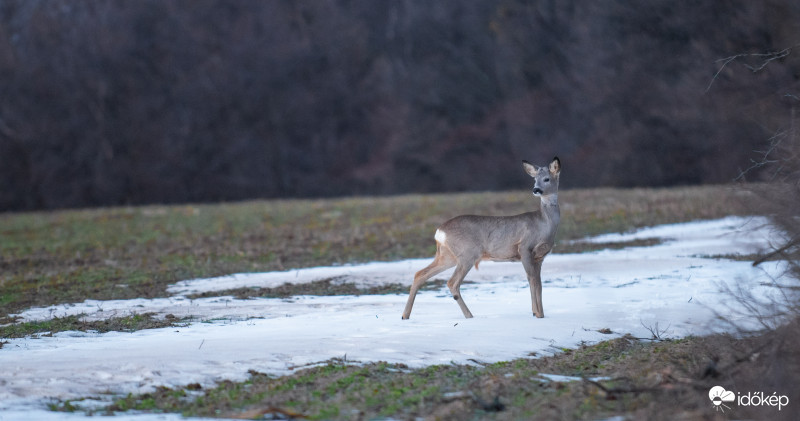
top-left (434, 229), bottom-right (446, 244)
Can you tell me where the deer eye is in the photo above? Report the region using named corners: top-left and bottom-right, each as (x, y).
top-left (544, 178), bottom-right (550, 183)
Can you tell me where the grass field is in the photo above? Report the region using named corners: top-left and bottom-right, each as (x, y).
top-left (0, 185), bottom-right (752, 321)
top-left (7, 184), bottom-right (790, 420)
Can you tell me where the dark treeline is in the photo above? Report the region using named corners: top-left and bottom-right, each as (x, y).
top-left (1, 1), bottom-right (799, 211)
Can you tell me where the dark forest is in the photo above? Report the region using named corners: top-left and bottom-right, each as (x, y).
top-left (1, 0), bottom-right (799, 211)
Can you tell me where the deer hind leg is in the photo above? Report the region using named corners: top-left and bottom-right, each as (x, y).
top-left (447, 257), bottom-right (478, 319)
top-left (401, 246), bottom-right (456, 320)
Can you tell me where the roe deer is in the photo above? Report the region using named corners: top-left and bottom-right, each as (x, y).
top-left (401, 157), bottom-right (561, 319)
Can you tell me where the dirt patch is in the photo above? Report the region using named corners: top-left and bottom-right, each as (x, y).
top-left (557, 237), bottom-right (665, 254)
top-left (186, 277), bottom-right (447, 300)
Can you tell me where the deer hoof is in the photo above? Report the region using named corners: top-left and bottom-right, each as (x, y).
top-left (533, 312), bottom-right (544, 318)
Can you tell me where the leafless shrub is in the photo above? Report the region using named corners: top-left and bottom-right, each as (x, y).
top-left (706, 46), bottom-right (800, 420)
top-left (719, 42), bottom-right (800, 314)
top-left (638, 320), bottom-right (672, 341)
top-left (743, 95), bottom-right (800, 310)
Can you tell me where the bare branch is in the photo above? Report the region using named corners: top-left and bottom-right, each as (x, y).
top-left (752, 238), bottom-right (800, 267)
top-left (637, 320), bottom-right (672, 341)
top-left (706, 44), bottom-right (800, 93)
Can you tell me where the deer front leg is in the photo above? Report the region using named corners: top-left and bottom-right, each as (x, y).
top-left (521, 246), bottom-right (547, 318)
top-left (529, 259), bottom-right (544, 318)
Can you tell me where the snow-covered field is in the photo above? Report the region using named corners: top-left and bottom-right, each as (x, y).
top-left (0, 216), bottom-right (792, 420)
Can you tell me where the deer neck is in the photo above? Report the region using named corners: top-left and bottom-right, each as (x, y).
top-left (538, 193), bottom-right (560, 224)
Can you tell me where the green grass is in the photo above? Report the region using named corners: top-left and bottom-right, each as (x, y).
top-left (0, 313), bottom-right (183, 339)
top-left (87, 332), bottom-right (764, 420)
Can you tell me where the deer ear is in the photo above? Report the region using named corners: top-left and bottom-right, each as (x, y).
top-left (522, 160), bottom-right (538, 177)
top-left (548, 156), bottom-right (561, 176)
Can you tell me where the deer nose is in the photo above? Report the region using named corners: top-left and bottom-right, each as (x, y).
top-left (533, 187), bottom-right (543, 195)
